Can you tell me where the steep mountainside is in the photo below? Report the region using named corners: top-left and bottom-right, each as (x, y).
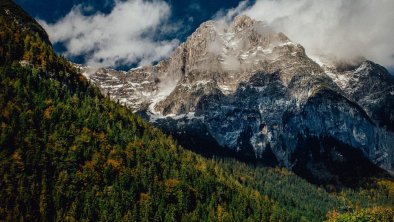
top-left (323, 60), bottom-right (394, 131)
top-left (0, 3), bottom-right (292, 221)
top-left (82, 15), bottom-right (394, 183)
top-left (0, 0), bottom-right (50, 44)
top-left (1, 1), bottom-right (393, 221)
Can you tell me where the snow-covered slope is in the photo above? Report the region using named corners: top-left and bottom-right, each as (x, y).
top-left (79, 15), bottom-right (394, 178)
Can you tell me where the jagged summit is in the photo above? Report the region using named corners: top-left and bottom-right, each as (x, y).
top-left (232, 15), bottom-right (255, 29)
top-left (80, 15), bottom-right (394, 177)
top-left (81, 15), bottom-right (321, 113)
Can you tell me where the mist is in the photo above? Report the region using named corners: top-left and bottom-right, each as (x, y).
top-left (236, 0), bottom-right (394, 69)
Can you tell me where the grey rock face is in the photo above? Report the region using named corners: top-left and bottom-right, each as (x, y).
top-left (79, 15), bottom-right (394, 174)
top-left (324, 60), bottom-right (394, 131)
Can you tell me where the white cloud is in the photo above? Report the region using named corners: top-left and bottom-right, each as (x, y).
top-left (39, 0), bottom-right (180, 68)
top-left (229, 0), bottom-right (394, 68)
top-left (213, 1), bottom-right (249, 24)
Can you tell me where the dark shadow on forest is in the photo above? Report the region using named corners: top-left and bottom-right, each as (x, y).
top-left (138, 114), bottom-right (393, 191)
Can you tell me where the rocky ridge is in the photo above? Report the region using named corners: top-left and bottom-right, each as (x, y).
top-left (79, 15), bottom-right (394, 179)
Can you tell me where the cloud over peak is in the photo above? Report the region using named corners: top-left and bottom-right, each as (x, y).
top-left (40, 0), bottom-right (180, 68)
top-left (40, 0), bottom-right (394, 70)
top-left (239, 0), bottom-right (394, 68)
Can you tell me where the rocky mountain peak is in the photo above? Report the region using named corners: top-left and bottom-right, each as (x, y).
top-left (80, 15), bottom-right (394, 175)
top-left (78, 16), bottom-right (321, 115)
top-left (149, 15), bottom-right (324, 115)
top-left (231, 15), bottom-right (255, 30)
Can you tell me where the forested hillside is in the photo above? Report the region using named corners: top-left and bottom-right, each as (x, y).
top-left (0, 9), bottom-right (287, 221)
top-left (0, 1), bottom-right (393, 221)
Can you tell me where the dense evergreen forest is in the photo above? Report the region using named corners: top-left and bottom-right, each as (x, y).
top-left (0, 1), bottom-right (393, 221)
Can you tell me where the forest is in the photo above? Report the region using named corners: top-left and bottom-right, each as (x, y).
top-left (0, 1), bottom-right (393, 221)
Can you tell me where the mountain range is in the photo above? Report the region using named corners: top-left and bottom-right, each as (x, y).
top-left (1, 0), bottom-right (393, 221)
top-left (80, 15), bottom-right (394, 185)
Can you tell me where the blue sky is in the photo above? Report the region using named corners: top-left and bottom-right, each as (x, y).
top-left (14, 0), bottom-right (394, 73)
top-left (15, 0), bottom-right (252, 69)
top-left (15, 0), bottom-right (250, 40)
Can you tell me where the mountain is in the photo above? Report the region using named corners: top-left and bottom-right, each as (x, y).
top-left (322, 59), bottom-right (394, 132)
top-left (0, 2), bottom-right (290, 221)
top-left (81, 15), bottom-right (394, 184)
top-left (1, 1), bottom-right (394, 221)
